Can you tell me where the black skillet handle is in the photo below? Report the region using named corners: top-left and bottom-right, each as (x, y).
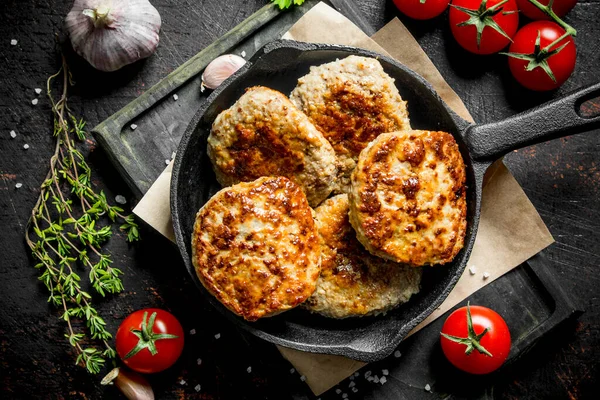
top-left (465, 83), bottom-right (600, 162)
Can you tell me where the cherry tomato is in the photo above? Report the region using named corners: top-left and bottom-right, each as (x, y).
top-left (440, 303), bottom-right (511, 374)
top-left (393, 0), bottom-right (450, 20)
top-left (517, 0), bottom-right (577, 20)
top-left (116, 308), bottom-right (184, 374)
top-left (507, 21), bottom-right (576, 91)
top-left (449, 0), bottom-right (519, 54)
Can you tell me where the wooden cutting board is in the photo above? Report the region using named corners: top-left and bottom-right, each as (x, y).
top-left (91, 1), bottom-right (581, 397)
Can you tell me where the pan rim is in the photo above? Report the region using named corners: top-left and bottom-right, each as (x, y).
top-left (170, 39), bottom-right (482, 362)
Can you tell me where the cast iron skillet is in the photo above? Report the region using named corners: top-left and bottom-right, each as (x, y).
top-left (171, 40), bottom-right (600, 362)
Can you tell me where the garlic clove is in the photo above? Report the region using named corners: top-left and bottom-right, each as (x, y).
top-left (201, 54), bottom-right (247, 91)
top-left (65, 0), bottom-right (162, 72)
top-left (102, 367), bottom-right (154, 400)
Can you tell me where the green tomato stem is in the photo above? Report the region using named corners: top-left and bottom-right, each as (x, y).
top-left (526, 0), bottom-right (577, 37)
top-left (544, 31), bottom-right (572, 52)
top-left (440, 302), bottom-right (494, 357)
top-left (124, 312), bottom-right (180, 360)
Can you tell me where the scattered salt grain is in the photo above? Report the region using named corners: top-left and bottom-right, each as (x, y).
top-left (35, 88), bottom-right (42, 95)
top-left (130, 124), bottom-right (137, 130)
top-left (483, 272), bottom-right (490, 280)
top-left (299, 375), bottom-right (306, 382)
top-left (425, 383), bottom-right (431, 392)
top-left (23, 144), bottom-right (30, 150)
top-left (373, 376), bottom-right (380, 384)
top-left (469, 265), bottom-right (477, 275)
top-left (10, 39), bottom-right (17, 46)
top-left (32, 99), bottom-right (38, 105)
top-left (173, 94), bottom-right (179, 101)
top-left (241, 50), bottom-right (247, 58)
top-left (214, 333), bottom-right (221, 339)
top-left (197, 358), bottom-right (202, 365)
top-left (351, 387), bottom-right (358, 393)
top-left (10, 130), bottom-right (16, 139)
top-left (246, 366), bottom-right (252, 373)
top-left (189, 329), bottom-right (196, 335)
top-left (367, 376), bottom-right (374, 382)
top-left (394, 350), bottom-right (401, 358)
top-left (348, 381), bottom-right (355, 388)
top-left (15, 183), bottom-right (23, 189)
top-left (335, 389), bottom-right (342, 394)
top-left (380, 376), bottom-right (387, 385)
top-left (342, 393), bottom-right (348, 399)
top-left (364, 371), bottom-right (372, 378)
top-left (354, 372), bottom-right (360, 377)
top-left (289, 368), bottom-right (295, 374)
top-left (115, 195), bottom-right (127, 205)
top-left (194, 384), bottom-right (201, 392)
top-left (180, 379), bottom-right (186, 385)
top-left (165, 159), bottom-right (170, 166)
top-left (382, 369), bottom-right (389, 376)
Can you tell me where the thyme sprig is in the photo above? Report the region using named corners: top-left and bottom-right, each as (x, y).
top-left (25, 55), bottom-right (140, 374)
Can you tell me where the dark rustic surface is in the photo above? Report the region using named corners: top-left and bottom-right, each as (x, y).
top-left (0, 1), bottom-right (599, 399)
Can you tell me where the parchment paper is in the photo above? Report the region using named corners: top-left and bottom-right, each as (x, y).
top-left (134, 2), bottom-right (554, 395)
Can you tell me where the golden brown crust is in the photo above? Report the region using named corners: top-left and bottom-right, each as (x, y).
top-left (303, 195), bottom-right (422, 318)
top-left (290, 56), bottom-right (411, 193)
top-left (208, 86), bottom-right (337, 207)
top-left (191, 177), bottom-right (321, 321)
top-left (349, 130), bottom-right (467, 266)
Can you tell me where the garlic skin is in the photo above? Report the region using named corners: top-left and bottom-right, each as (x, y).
top-left (65, 0), bottom-right (162, 72)
top-left (201, 54), bottom-right (247, 91)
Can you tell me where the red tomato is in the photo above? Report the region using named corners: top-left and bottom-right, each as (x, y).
top-left (440, 304), bottom-right (511, 374)
top-left (517, 0), bottom-right (577, 20)
top-left (507, 21), bottom-right (576, 91)
top-left (393, 0), bottom-right (450, 20)
top-left (449, 0), bottom-right (519, 54)
top-left (116, 308), bottom-right (185, 374)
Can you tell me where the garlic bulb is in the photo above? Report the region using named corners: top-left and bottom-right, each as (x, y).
top-left (201, 54), bottom-right (247, 91)
top-left (65, 0), bottom-right (161, 72)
